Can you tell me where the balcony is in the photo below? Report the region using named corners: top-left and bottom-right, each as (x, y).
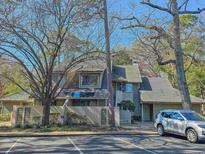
top-left (58, 89), bottom-right (109, 99)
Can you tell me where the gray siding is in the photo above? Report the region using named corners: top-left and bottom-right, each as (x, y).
top-left (133, 83), bottom-right (141, 116)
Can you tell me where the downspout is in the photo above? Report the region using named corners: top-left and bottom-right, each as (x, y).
top-left (141, 102), bottom-right (144, 123)
top-left (139, 86), bottom-right (144, 123)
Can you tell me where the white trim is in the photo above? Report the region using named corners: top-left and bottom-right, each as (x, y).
top-left (5, 138), bottom-right (21, 154)
top-left (67, 137), bottom-right (84, 154)
top-left (112, 137), bottom-right (156, 154)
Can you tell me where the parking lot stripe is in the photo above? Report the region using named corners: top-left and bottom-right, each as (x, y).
top-left (5, 138), bottom-right (21, 154)
top-left (67, 137), bottom-right (84, 154)
top-left (113, 137), bottom-right (157, 154)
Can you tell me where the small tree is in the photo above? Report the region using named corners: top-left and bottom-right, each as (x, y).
top-left (118, 100), bottom-right (135, 112)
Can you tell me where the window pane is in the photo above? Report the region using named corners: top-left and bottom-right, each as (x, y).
top-left (181, 112), bottom-right (205, 121)
top-left (161, 112), bottom-right (172, 118)
top-left (126, 84), bottom-right (133, 92)
top-left (170, 112), bottom-right (183, 120)
top-left (81, 74), bottom-right (99, 87)
top-left (119, 83), bottom-right (125, 91)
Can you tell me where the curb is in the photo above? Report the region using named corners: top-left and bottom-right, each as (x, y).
top-left (0, 131), bottom-right (157, 138)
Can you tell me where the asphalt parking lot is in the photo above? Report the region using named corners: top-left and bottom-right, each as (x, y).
top-left (0, 134), bottom-right (205, 154)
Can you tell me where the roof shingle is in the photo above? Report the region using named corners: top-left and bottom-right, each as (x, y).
top-left (112, 65), bottom-right (142, 83)
top-left (141, 77), bottom-right (205, 104)
top-left (0, 91), bottom-right (31, 101)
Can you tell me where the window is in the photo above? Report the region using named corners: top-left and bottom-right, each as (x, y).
top-left (80, 73), bottom-right (100, 88)
top-left (118, 83), bottom-right (125, 91)
top-left (125, 83), bottom-right (133, 92)
top-left (181, 112), bottom-right (205, 121)
top-left (161, 112), bottom-right (172, 118)
top-left (170, 112), bottom-right (183, 120)
top-left (118, 83), bottom-right (133, 92)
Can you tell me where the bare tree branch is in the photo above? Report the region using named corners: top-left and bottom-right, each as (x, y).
top-left (179, 8), bottom-right (205, 14)
top-left (141, 1), bottom-right (172, 14)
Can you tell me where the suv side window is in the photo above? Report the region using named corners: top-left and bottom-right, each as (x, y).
top-left (161, 112), bottom-right (172, 118)
top-left (170, 112), bottom-right (183, 120)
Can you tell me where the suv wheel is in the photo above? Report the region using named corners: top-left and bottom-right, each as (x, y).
top-left (157, 124), bottom-right (165, 136)
top-left (186, 129), bottom-right (198, 143)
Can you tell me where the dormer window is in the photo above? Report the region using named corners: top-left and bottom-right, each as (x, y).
top-left (80, 73), bottom-right (100, 88)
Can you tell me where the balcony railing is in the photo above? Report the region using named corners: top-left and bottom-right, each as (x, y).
top-left (58, 89), bottom-right (109, 99)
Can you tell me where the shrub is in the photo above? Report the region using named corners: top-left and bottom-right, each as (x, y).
top-left (118, 100), bottom-right (135, 112)
top-left (15, 124), bottom-right (21, 128)
top-left (131, 115), bottom-right (141, 123)
top-left (23, 124), bottom-right (32, 129)
top-left (40, 125), bottom-right (52, 132)
top-left (33, 124), bottom-right (41, 129)
top-left (57, 123), bottom-right (63, 127)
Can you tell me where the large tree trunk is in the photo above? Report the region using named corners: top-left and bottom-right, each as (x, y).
top-left (171, 0), bottom-right (191, 110)
top-left (42, 99), bottom-right (51, 126)
top-left (103, 0), bottom-right (115, 127)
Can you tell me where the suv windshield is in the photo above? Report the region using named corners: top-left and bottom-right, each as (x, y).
top-left (180, 112), bottom-right (205, 121)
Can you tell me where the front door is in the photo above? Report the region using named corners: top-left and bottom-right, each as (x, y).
top-left (161, 111), bottom-right (172, 131)
top-left (143, 104), bottom-right (151, 121)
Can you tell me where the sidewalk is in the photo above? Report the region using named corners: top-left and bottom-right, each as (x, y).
top-left (0, 130), bottom-right (157, 137)
top-left (0, 122), bottom-right (157, 137)
top-left (121, 122), bottom-right (155, 131)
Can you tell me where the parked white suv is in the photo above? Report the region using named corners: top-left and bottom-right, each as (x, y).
top-left (154, 109), bottom-right (205, 143)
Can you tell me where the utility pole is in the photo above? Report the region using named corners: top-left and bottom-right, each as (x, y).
top-left (103, 0), bottom-right (115, 127)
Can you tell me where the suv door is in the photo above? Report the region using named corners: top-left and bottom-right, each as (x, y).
top-left (169, 112), bottom-right (185, 134)
top-left (161, 112), bottom-right (172, 131)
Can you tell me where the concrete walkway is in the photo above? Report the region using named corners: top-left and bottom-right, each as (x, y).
top-left (0, 130), bottom-right (157, 137)
top-left (0, 122), bottom-right (156, 137)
